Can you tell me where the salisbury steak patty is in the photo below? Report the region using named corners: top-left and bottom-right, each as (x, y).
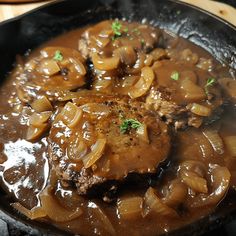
top-left (48, 97), bottom-right (170, 196)
top-left (79, 20), bottom-right (160, 59)
top-left (78, 20), bottom-right (161, 94)
top-left (15, 47), bottom-right (87, 104)
top-left (145, 53), bottom-right (224, 129)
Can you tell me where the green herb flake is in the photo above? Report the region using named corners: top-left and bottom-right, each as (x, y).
top-left (120, 119), bottom-right (142, 134)
top-left (53, 50), bottom-right (63, 61)
top-left (206, 77), bottom-right (216, 87)
top-left (170, 71), bottom-right (179, 81)
top-left (111, 20), bottom-right (122, 39)
top-left (141, 39), bottom-right (145, 45)
top-left (205, 77), bottom-right (216, 94)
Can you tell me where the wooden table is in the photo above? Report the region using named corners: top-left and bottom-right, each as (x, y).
top-left (0, 0), bottom-right (235, 26)
top-left (0, 0), bottom-right (52, 22)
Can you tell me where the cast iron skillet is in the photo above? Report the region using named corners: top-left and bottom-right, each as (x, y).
top-left (0, 0), bottom-right (236, 235)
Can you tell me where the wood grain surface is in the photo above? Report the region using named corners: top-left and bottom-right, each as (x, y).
top-left (180, 0), bottom-right (236, 26)
top-left (0, 0), bottom-right (235, 26)
top-left (0, 0), bottom-right (52, 22)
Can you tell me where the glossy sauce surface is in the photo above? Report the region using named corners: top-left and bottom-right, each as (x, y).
top-left (0, 20), bottom-right (236, 236)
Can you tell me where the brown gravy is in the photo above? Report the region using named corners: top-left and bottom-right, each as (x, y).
top-left (0, 20), bottom-right (236, 235)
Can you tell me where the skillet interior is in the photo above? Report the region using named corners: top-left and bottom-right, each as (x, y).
top-left (0, 0), bottom-right (236, 235)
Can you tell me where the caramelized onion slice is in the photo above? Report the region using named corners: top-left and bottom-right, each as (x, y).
top-left (195, 133), bottom-right (214, 158)
top-left (26, 123), bottom-right (48, 141)
top-left (143, 187), bottom-right (178, 218)
top-left (127, 52), bottom-right (146, 74)
top-left (224, 136), bottom-right (236, 157)
top-left (144, 54), bottom-right (154, 66)
top-left (93, 79), bottom-right (112, 91)
top-left (180, 170), bottom-right (208, 193)
top-left (163, 180), bottom-right (188, 208)
top-left (122, 76), bottom-right (139, 88)
top-left (25, 60), bottom-right (37, 71)
top-left (82, 138), bottom-right (106, 169)
top-left (92, 52), bottom-right (120, 71)
top-left (40, 190), bottom-right (83, 222)
top-left (12, 203), bottom-right (46, 220)
top-left (188, 165), bottom-right (231, 208)
top-left (67, 58), bottom-right (87, 76)
top-left (129, 67), bottom-right (155, 99)
top-left (37, 59), bottom-right (60, 76)
top-left (179, 160), bottom-right (207, 177)
top-left (57, 91), bottom-right (81, 102)
top-left (203, 129), bottom-right (224, 155)
top-left (31, 96), bottom-right (53, 113)
top-left (16, 87), bottom-right (31, 103)
top-left (95, 36), bottom-right (110, 48)
top-left (88, 202), bottom-right (116, 235)
top-left (197, 58), bottom-right (213, 71)
top-left (117, 76), bottom-right (139, 95)
top-left (60, 102), bottom-right (83, 128)
top-left (180, 49), bottom-right (199, 65)
top-left (29, 111), bottom-right (52, 127)
top-left (150, 48), bottom-right (166, 61)
top-left (68, 140), bottom-right (88, 162)
top-left (117, 197), bottom-right (143, 219)
top-left (113, 46), bottom-right (137, 66)
top-left (59, 57), bottom-right (86, 80)
top-left (190, 103), bottom-right (211, 117)
top-left (181, 79), bottom-right (206, 102)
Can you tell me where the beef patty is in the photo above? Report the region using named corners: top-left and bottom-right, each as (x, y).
top-left (15, 46), bottom-right (87, 104)
top-left (48, 96), bottom-right (170, 199)
top-left (78, 20), bottom-right (161, 94)
top-left (79, 20), bottom-right (160, 59)
top-left (145, 55), bottom-right (224, 129)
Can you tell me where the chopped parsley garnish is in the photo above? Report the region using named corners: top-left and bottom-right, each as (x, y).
top-left (141, 39), bottom-right (145, 45)
top-left (206, 77), bottom-right (216, 87)
top-left (205, 77), bottom-right (216, 94)
top-left (111, 20), bottom-right (122, 40)
top-left (53, 50), bottom-right (63, 61)
top-left (171, 71), bottom-right (179, 81)
top-left (120, 119), bottom-right (143, 134)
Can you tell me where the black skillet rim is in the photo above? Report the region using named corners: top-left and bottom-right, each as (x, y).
top-left (1, 0), bottom-right (236, 32)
